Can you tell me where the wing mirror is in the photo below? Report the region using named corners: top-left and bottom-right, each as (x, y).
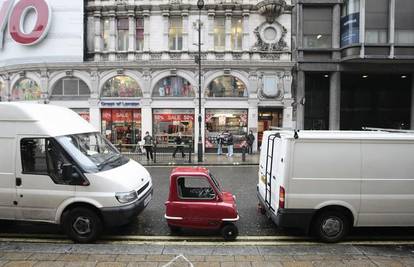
top-left (62, 164), bottom-right (88, 186)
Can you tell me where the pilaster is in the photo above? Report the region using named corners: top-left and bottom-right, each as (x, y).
top-left (329, 72), bottom-right (341, 130)
top-left (225, 10), bottom-right (232, 52)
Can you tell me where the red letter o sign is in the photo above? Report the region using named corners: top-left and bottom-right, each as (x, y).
top-left (8, 0), bottom-right (51, 45)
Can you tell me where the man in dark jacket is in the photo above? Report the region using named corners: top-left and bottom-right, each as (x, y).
top-left (246, 130), bottom-right (255, 154)
top-left (173, 132), bottom-right (185, 158)
top-left (143, 131), bottom-right (154, 160)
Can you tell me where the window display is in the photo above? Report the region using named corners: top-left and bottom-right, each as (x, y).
top-left (12, 78), bottom-right (41, 101)
top-left (102, 76), bottom-right (142, 98)
top-left (101, 109), bottom-right (141, 150)
top-left (206, 76), bottom-right (248, 98)
top-left (153, 109), bottom-right (194, 148)
top-left (72, 108), bottom-right (90, 122)
top-left (205, 109), bottom-right (248, 151)
top-left (153, 76), bottom-right (194, 97)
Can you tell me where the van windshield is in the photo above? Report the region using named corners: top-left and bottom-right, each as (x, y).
top-left (56, 133), bottom-right (129, 173)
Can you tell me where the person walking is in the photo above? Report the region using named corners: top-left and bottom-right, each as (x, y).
top-left (246, 130), bottom-right (255, 154)
top-left (143, 131), bottom-right (154, 161)
top-left (173, 132), bottom-right (185, 158)
top-left (226, 131), bottom-right (234, 157)
top-left (217, 133), bottom-right (223, 155)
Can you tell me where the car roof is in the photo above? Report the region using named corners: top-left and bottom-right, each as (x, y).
top-left (171, 167), bottom-right (210, 176)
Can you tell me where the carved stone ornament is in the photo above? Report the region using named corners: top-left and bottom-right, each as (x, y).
top-left (252, 21), bottom-right (288, 52)
top-left (257, 0), bottom-right (287, 24)
top-left (259, 73), bottom-right (285, 99)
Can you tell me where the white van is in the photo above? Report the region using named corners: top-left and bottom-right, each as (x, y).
top-left (0, 103), bottom-right (153, 243)
top-left (257, 129), bottom-right (414, 242)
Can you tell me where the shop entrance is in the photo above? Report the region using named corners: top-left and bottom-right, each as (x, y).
top-left (101, 109), bottom-right (142, 151)
top-left (258, 108), bottom-right (283, 148)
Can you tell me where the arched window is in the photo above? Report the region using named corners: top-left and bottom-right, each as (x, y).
top-left (102, 76), bottom-right (142, 98)
top-left (153, 76), bottom-right (194, 97)
top-left (51, 78), bottom-right (90, 99)
top-left (12, 78), bottom-right (41, 101)
top-left (206, 76), bottom-right (248, 97)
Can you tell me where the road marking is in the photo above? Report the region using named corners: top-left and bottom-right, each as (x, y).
top-left (162, 254), bottom-right (193, 267)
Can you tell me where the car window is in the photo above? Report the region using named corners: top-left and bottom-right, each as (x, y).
top-left (177, 176), bottom-right (216, 200)
top-left (21, 138), bottom-right (48, 175)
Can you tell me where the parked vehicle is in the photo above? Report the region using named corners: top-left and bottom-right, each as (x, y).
top-left (257, 129), bottom-right (414, 242)
top-left (165, 167), bottom-right (239, 240)
top-left (0, 103), bottom-right (153, 243)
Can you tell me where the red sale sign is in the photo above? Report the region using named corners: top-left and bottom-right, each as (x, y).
top-left (0, 0), bottom-right (52, 48)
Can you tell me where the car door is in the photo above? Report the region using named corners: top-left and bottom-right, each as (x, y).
top-left (15, 136), bottom-right (75, 222)
top-left (0, 137), bottom-right (16, 220)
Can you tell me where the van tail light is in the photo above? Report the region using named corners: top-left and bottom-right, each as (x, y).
top-left (279, 186), bottom-right (285, 209)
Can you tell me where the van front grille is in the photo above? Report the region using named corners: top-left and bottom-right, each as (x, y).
top-left (137, 182), bottom-right (150, 197)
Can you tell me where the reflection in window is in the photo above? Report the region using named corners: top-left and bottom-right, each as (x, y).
top-left (102, 19), bottom-right (110, 51)
top-left (136, 18), bottom-right (144, 50)
top-left (169, 17), bottom-right (183, 50)
top-left (214, 17), bottom-right (225, 50)
top-left (12, 78), bottom-right (41, 101)
top-left (102, 76), bottom-right (142, 98)
top-left (52, 78), bottom-right (90, 98)
top-left (365, 0), bottom-right (389, 44)
top-left (395, 0), bottom-right (414, 44)
top-left (153, 77), bottom-right (194, 97)
top-left (118, 18), bottom-right (129, 51)
top-left (303, 7), bottom-right (332, 48)
top-left (231, 17), bottom-right (243, 50)
top-left (206, 76), bottom-right (247, 98)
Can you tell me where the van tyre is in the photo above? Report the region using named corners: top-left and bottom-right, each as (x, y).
top-left (63, 207), bottom-right (102, 243)
top-left (221, 223), bottom-right (238, 241)
top-left (313, 210), bottom-right (349, 243)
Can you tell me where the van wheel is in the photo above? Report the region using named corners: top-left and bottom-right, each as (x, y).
top-left (168, 224), bottom-right (181, 233)
top-left (221, 224), bottom-right (238, 241)
top-left (313, 211), bottom-right (349, 243)
top-left (63, 207), bottom-right (102, 243)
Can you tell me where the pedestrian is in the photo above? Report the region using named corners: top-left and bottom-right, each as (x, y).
top-left (226, 131), bottom-right (234, 157)
top-left (217, 133), bottom-right (223, 155)
top-left (143, 131), bottom-right (154, 161)
top-left (173, 132), bottom-right (185, 158)
top-left (246, 130), bottom-right (255, 154)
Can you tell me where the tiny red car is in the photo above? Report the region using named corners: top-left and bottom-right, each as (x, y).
top-left (164, 167), bottom-right (239, 240)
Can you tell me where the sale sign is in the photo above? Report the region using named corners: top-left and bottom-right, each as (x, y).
top-left (0, 0), bottom-right (52, 49)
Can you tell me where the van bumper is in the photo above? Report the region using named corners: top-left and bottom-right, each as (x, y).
top-left (101, 188), bottom-right (153, 227)
top-left (257, 188), bottom-right (314, 232)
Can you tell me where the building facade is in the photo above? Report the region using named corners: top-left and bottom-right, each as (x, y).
top-left (292, 0), bottom-right (414, 131)
top-left (0, 0), bottom-right (294, 153)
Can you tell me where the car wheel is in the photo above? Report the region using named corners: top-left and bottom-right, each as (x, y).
top-left (168, 224), bottom-right (181, 233)
top-left (221, 223), bottom-right (238, 241)
top-left (63, 207), bottom-right (102, 243)
top-left (313, 210), bottom-right (349, 243)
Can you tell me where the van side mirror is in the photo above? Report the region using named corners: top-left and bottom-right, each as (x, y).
top-left (62, 164), bottom-right (86, 186)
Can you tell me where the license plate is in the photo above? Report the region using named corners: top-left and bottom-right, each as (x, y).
top-left (144, 194), bottom-right (152, 206)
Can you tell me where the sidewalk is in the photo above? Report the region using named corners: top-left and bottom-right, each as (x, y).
top-left (125, 153), bottom-right (259, 166)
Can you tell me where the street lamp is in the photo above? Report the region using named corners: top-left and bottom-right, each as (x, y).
top-left (197, 0), bottom-right (204, 162)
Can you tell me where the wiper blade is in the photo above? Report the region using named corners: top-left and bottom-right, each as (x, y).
top-left (97, 154), bottom-right (120, 168)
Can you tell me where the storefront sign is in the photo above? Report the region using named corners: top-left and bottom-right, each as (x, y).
top-left (341, 13), bottom-right (360, 47)
top-left (153, 114), bottom-right (194, 122)
top-left (100, 101), bottom-right (141, 108)
top-left (0, 0), bottom-right (52, 48)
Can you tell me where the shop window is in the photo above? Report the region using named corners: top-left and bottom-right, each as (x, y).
top-left (12, 78), bottom-right (41, 101)
top-left (118, 18), bottom-right (129, 51)
top-left (101, 109), bottom-right (142, 149)
top-left (205, 109), bottom-right (248, 151)
top-left (303, 7), bottom-right (332, 48)
top-left (101, 76), bottom-right (142, 98)
top-left (206, 76), bottom-right (248, 98)
top-left (365, 0), bottom-right (389, 44)
top-left (214, 17), bottom-right (226, 50)
top-left (102, 19), bottom-right (110, 51)
top-left (169, 17), bottom-right (183, 51)
top-left (153, 76), bottom-right (194, 97)
top-left (72, 108), bottom-right (90, 122)
top-left (136, 18), bottom-right (144, 51)
top-left (231, 17), bottom-right (243, 50)
top-left (153, 109), bottom-right (194, 148)
top-left (51, 78), bottom-right (90, 99)
top-left (395, 0), bottom-right (414, 44)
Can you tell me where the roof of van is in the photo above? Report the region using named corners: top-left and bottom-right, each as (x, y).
top-left (0, 103), bottom-right (97, 137)
top-left (264, 130), bottom-right (414, 141)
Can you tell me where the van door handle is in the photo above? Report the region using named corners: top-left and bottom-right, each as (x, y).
top-left (16, 178), bottom-right (22, 186)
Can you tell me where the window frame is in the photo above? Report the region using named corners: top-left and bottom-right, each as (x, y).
top-left (214, 17), bottom-right (226, 50)
top-left (169, 16), bottom-right (183, 51)
top-left (230, 17), bottom-right (243, 50)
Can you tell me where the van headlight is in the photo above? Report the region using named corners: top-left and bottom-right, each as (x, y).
top-left (116, 190), bottom-right (138, 204)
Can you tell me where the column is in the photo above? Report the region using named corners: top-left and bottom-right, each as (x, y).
top-left (359, 0), bottom-right (366, 57)
top-left (329, 72), bottom-right (341, 130)
top-left (143, 9), bottom-right (150, 52)
top-left (225, 10), bottom-right (232, 51)
top-left (411, 75), bottom-right (414, 130)
top-left (242, 10), bottom-right (250, 51)
top-left (389, 0), bottom-right (395, 58)
top-left (3, 75), bottom-right (10, 102)
top-left (89, 104), bottom-right (101, 132)
top-left (296, 71), bottom-right (305, 130)
top-left (93, 10), bottom-right (102, 61)
top-left (332, 4), bottom-right (341, 59)
top-left (108, 10), bottom-right (117, 61)
top-left (182, 11), bottom-right (189, 51)
top-left (248, 100), bottom-right (259, 153)
top-left (141, 99), bottom-right (152, 140)
top-left (283, 73), bottom-right (294, 129)
top-left (40, 70), bottom-right (49, 104)
top-left (207, 11), bottom-right (215, 51)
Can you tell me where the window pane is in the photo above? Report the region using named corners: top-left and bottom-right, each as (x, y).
top-left (303, 7), bottom-right (333, 48)
top-left (231, 17), bottom-right (243, 50)
top-left (395, 0), bottom-right (414, 44)
top-left (206, 76), bottom-right (247, 97)
top-left (103, 19), bottom-right (110, 51)
top-left (177, 177), bottom-right (214, 199)
top-left (79, 80), bottom-right (90, 95)
top-left (214, 17), bottom-right (225, 50)
top-left (12, 78), bottom-right (41, 101)
top-left (21, 139), bottom-right (47, 174)
top-left (153, 76), bottom-right (194, 97)
top-left (102, 76), bottom-right (142, 97)
top-left (53, 80), bottom-right (63, 96)
top-left (46, 139), bottom-right (70, 184)
top-left (136, 18), bottom-right (144, 50)
top-left (365, 0), bottom-right (388, 44)
top-left (63, 79), bottom-right (79, 96)
top-left (169, 17), bottom-right (183, 50)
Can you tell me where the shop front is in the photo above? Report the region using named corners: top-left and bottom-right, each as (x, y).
top-left (258, 108), bottom-right (283, 148)
top-left (72, 108), bottom-right (90, 122)
top-left (153, 109), bottom-right (195, 152)
top-left (101, 109), bottom-right (142, 151)
top-left (205, 109), bottom-right (248, 153)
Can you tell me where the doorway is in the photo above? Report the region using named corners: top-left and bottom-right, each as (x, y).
top-left (258, 108), bottom-right (283, 148)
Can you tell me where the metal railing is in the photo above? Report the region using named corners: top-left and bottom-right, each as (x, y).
top-left (118, 143), bottom-right (193, 164)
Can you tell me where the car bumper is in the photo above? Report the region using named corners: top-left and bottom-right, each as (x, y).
top-left (101, 187), bottom-right (153, 227)
top-left (257, 186), bottom-right (314, 232)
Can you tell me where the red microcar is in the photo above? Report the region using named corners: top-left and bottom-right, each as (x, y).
top-left (164, 167), bottom-right (239, 240)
